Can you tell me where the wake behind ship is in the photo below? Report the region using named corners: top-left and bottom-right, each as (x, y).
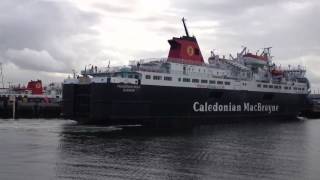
top-left (63, 18), bottom-right (310, 126)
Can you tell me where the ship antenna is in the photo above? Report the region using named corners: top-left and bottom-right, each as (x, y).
top-left (0, 63), bottom-right (4, 88)
top-left (182, 17), bottom-right (190, 37)
top-left (72, 69), bottom-right (76, 79)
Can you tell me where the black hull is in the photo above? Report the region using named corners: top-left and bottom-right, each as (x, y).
top-left (63, 83), bottom-right (308, 126)
top-left (0, 101), bottom-right (61, 119)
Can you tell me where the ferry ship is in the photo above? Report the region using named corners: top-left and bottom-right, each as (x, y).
top-left (63, 18), bottom-right (310, 126)
top-left (0, 80), bottom-right (62, 118)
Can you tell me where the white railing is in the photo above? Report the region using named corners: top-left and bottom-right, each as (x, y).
top-left (129, 58), bottom-right (167, 65)
top-left (130, 57), bottom-right (206, 66)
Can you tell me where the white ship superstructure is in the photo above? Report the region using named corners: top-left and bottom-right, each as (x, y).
top-left (77, 47), bottom-right (309, 95)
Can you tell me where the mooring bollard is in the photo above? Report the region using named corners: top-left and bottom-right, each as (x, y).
top-left (9, 95), bottom-right (15, 119)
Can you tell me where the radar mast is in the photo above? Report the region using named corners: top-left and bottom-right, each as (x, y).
top-left (182, 17), bottom-right (190, 37)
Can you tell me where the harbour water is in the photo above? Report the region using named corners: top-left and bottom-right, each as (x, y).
top-left (0, 119), bottom-right (319, 180)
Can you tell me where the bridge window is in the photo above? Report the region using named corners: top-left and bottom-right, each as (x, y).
top-left (183, 78), bottom-right (190, 82)
top-left (164, 76), bottom-right (172, 81)
top-left (192, 79), bottom-right (199, 83)
top-left (201, 79), bottom-right (208, 84)
top-left (269, 85), bottom-right (273, 88)
top-left (257, 84), bottom-right (261, 88)
top-left (145, 75), bottom-right (151, 79)
top-left (224, 81), bottom-right (230, 85)
top-left (209, 80), bottom-right (216, 84)
top-left (217, 81), bottom-right (223, 85)
top-left (153, 76), bottom-right (162, 80)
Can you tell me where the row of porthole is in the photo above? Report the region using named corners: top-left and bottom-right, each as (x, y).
top-left (257, 84), bottom-right (282, 89)
top-left (180, 78), bottom-right (231, 85)
top-left (257, 84), bottom-right (305, 91)
top-left (145, 74), bottom-right (231, 85)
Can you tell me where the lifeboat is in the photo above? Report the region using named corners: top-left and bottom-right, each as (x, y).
top-left (243, 53), bottom-right (268, 66)
top-left (271, 69), bottom-right (284, 76)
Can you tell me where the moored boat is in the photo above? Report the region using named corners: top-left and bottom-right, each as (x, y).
top-left (0, 80), bottom-right (62, 118)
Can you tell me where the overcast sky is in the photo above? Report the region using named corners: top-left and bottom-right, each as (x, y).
top-left (0, 0), bottom-right (320, 90)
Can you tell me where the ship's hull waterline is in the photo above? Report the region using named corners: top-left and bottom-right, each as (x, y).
top-left (63, 83), bottom-right (308, 127)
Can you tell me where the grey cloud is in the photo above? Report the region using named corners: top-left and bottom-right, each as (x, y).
top-left (2, 63), bottom-right (65, 87)
top-left (94, 2), bottom-right (134, 13)
top-left (5, 48), bottom-right (67, 73)
top-left (131, 49), bottom-right (168, 60)
top-left (0, 0), bottom-right (100, 76)
top-left (172, 0), bottom-right (304, 18)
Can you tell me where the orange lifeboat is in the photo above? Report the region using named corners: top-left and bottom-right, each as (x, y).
top-left (271, 69), bottom-right (284, 76)
top-left (243, 53), bottom-right (268, 66)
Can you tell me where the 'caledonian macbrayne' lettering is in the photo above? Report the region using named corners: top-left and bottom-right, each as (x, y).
top-left (193, 102), bottom-right (279, 114)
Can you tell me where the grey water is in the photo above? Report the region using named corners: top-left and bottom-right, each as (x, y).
top-left (0, 119), bottom-right (320, 180)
